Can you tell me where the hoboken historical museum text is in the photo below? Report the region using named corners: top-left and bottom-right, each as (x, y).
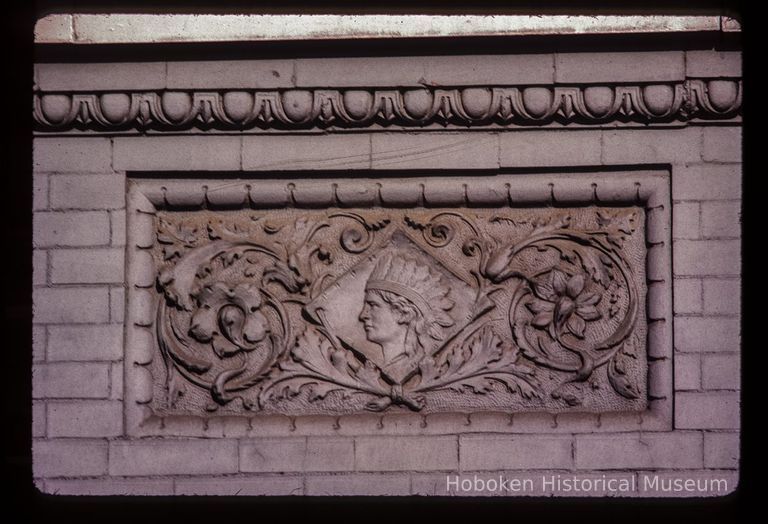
top-left (445, 474), bottom-right (731, 495)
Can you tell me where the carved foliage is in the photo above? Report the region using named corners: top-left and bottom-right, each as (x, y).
top-left (151, 207), bottom-right (646, 415)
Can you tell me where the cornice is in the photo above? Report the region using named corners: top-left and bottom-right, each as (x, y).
top-left (33, 79), bottom-right (741, 133)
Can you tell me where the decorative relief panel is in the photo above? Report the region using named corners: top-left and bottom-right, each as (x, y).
top-left (148, 201), bottom-right (647, 417)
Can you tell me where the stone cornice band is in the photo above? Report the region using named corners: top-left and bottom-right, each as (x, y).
top-left (33, 78), bottom-right (741, 132)
top-left (35, 15), bottom-right (740, 45)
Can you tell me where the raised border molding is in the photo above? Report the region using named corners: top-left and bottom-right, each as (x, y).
top-left (125, 170), bottom-right (672, 437)
top-left (33, 79), bottom-right (742, 133)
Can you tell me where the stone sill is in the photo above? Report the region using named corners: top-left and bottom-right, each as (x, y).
top-left (35, 14), bottom-right (740, 45)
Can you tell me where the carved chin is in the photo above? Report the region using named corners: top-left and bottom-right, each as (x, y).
top-left (364, 328), bottom-right (384, 344)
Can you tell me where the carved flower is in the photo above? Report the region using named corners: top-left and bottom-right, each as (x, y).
top-left (189, 282), bottom-right (270, 358)
top-left (527, 268), bottom-right (602, 338)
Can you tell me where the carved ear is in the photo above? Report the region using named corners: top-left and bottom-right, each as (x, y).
top-left (395, 304), bottom-right (418, 325)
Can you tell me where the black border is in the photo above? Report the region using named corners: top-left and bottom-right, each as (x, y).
top-left (10, 0), bottom-right (751, 520)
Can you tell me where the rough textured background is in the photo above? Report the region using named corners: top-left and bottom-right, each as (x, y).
top-left (31, 49), bottom-right (741, 496)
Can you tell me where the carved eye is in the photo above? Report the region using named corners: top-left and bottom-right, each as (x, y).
top-left (250, 306), bottom-right (259, 312)
top-left (203, 304), bottom-right (212, 310)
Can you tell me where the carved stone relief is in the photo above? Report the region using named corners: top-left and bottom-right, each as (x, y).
top-left (150, 205), bottom-right (647, 416)
top-left (33, 79), bottom-right (741, 131)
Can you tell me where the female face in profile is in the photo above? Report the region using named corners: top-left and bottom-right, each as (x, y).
top-left (359, 289), bottom-right (406, 350)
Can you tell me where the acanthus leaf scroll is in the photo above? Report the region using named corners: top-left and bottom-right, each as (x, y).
top-left (151, 206), bottom-right (646, 415)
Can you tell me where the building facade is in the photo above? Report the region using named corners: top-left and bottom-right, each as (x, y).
top-left (31, 14), bottom-right (742, 496)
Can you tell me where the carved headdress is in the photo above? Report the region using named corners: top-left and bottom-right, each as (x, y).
top-left (365, 253), bottom-right (455, 341)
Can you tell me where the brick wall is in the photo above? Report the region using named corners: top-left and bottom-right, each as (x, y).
top-left (31, 49), bottom-right (741, 496)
